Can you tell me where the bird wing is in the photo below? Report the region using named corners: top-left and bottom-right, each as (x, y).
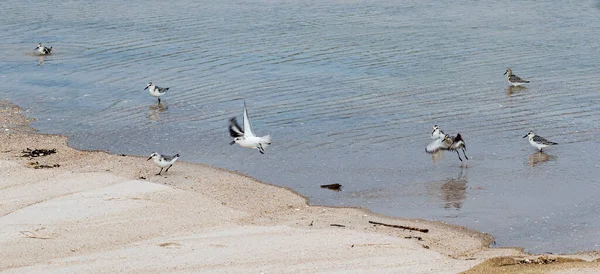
top-left (509, 74), bottom-right (528, 83)
top-left (162, 154), bottom-right (179, 162)
top-left (452, 133), bottom-right (466, 149)
top-left (532, 135), bottom-right (557, 145)
top-left (426, 137), bottom-right (449, 154)
top-left (157, 86), bottom-right (169, 93)
top-left (229, 117), bottom-right (244, 137)
top-left (243, 101), bottom-right (254, 137)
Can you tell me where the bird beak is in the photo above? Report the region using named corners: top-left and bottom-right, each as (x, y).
top-left (229, 140), bottom-right (236, 145)
top-left (147, 156), bottom-right (152, 160)
top-left (503, 71), bottom-right (507, 75)
top-left (144, 86), bottom-right (149, 90)
top-left (522, 134), bottom-right (528, 138)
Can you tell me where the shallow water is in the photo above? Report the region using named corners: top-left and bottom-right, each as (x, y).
top-left (1, 0), bottom-right (600, 253)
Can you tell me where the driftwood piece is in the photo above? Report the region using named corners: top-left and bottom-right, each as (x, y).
top-left (369, 221), bottom-right (429, 233)
top-left (330, 224), bottom-right (346, 227)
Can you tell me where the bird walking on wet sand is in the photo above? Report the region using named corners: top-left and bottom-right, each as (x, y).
top-left (229, 102), bottom-right (271, 154)
top-left (147, 152), bottom-right (180, 175)
top-left (504, 68), bottom-right (530, 87)
top-left (426, 133), bottom-right (469, 162)
top-left (144, 82), bottom-right (170, 104)
top-left (34, 43), bottom-right (52, 55)
top-left (523, 131), bottom-right (558, 152)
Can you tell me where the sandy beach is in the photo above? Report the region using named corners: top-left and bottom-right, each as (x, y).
top-left (1, 100), bottom-right (599, 273)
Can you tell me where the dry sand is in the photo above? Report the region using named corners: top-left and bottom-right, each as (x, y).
top-left (1, 100), bottom-right (599, 273)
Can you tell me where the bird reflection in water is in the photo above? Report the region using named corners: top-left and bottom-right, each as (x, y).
top-left (528, 151), bottom-right (554, 167)
top-left (430, 149), bottom-right (444, 164)
top-left (506, 85), bottom-right (527, 97)
top-left (440, 169), bottom-right (468, 210)
top-left (37, 56), bottom-right (45, 66)
top-left (427, 169), bottom-right (468, 210)
top-left (148, 103), bottom-right (168, 121)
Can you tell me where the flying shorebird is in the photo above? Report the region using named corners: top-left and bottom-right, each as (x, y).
top-left (229, 102), bottom-right (271, 154)
top-left (523, 131), bottom-right (558, 152)
top-left (144, 82), bottom-right (170, 104)
top-left (34, 43), bottom-right (52, 55)
top-left (504, 68), bottom-right (530, 87)
top-left (426, 133), bottom-right (469, 162)
top-left (147, 152), bottom-right (180, 175)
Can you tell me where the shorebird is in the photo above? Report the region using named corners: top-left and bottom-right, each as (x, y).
top-left (144, 82), bottom-right (170, 104)
top-left (504, 68), bottom-right (530, 87)
top-left (431, 125), bottom-right (445, 140)
top-left (446, 133), bottom-right (469, 161)
top-left (147, 152), bottom-right (180, 175)
top-left (34, 43), bottom-right (52, 55)
top-left (229, 102), bottom-right (271, 154)
top-left (523, 131), bottom-right (558, 152)
top-left (426, 133), bottom-right (469, 162)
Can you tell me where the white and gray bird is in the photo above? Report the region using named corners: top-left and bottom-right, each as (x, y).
top-left (431, 125), bottom-right (445, 140)
top-left (426, 133), bottom-right (469, 162)
top-left (504, 68), bottom-right (530, 87)
top-left (34, 43), bottom-right (52, 55)
top-left (144, 82), bottom-right (170, 104)
top-left (523, 131), bottom-right (558, 152)
top-left (147, 152), bottom-right (180, 175)
top-left (229, 102), bottom-right (271, 154)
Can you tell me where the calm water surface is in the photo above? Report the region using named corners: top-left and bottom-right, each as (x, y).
top-left (1, 0), bottom-right (600, 253)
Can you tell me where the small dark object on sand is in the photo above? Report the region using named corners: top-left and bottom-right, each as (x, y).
top-left (27, 161), bottom-right (60, 169)
top-left (22, 148), bottom-right (56, 157)
top-left (320, 183), bottom-right (342, 191)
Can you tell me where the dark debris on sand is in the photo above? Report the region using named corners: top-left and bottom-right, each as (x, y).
top-left (21, 148), bottom-right (57, 158)
top-left (27, 161), bottom-right (60, 169)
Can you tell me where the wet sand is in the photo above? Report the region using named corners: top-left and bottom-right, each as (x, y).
top-left (1, 100), bottom-right (599, 273)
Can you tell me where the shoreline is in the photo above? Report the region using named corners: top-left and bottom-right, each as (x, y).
top-left (1, 100), bottom-right (599, 273)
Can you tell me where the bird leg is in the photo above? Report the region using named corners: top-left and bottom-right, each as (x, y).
top-left (455, 150), bottom-right (463, 162)
top-left (462, 148), bottom-right (469, 160)
top-left (165, 165), bottom-right (172, 173)
top-left (258, 144), bottom-right (265, 154)
top-left (156, 167), bottom-right (163, 175)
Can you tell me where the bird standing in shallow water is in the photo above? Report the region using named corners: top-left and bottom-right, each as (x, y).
top-left (147, 152), bottom-right (180, 175)
top-left (144, 82), bottom-right (170, 104)
top-left (523, 132), bottom-right (558, 152)
top-left (34, 43), bottom-right (52, 55)
top-left (504, 68), bottom-right (530, 87)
